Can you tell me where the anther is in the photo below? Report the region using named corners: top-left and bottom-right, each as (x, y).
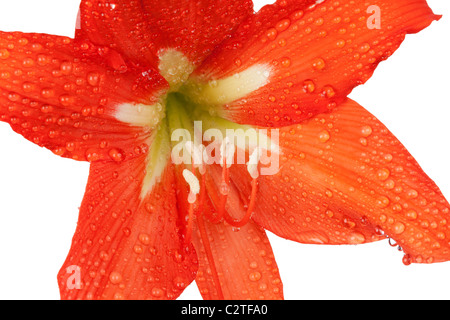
top-left (220, 137), bottom-right (235, 168)
top-left (224, 154), bottom-right (260, 228)
top-left (224, 178), bottom-right (258, 228)
top-left (182, 169), bottom-right (200, 204)
top-left (209, 147), bottom-right (231, 224)
top-left (247, 147), bottom-right (262, 179)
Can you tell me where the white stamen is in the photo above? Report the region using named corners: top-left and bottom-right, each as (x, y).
top-left (220, 137), bottom-right (235, 168)
top-left (247, 148), bottom-right (262, 179)
top-left (187, 64), bottom-right (273, 105)
top-left (115, 102), bottom-right (164, 129)
top-left (182, 169), bottom-right (200, 204)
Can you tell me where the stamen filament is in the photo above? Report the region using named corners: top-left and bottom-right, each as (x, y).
top-left (187, 145), bottom-right (223, 298)
top-left (209, 157), bottom-right (230, 224)
top-left (185, 202), bottom-right (195, 245)
top-left (197, 209), bottom-right (225, 299)
top-left (224, 178), bottom-right (258, 228)
top-left (183, 162), bottom-right (199, 244)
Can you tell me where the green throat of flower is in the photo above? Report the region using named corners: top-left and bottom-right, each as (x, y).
top-left (114, 49), bottom-right (277, 199)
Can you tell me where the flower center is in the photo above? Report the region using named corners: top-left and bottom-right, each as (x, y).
top-left (114, 49), bottom-right (278, 229)
top-left (114, 50), bottom-right (278, 299)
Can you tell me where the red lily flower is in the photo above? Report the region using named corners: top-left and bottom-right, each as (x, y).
top-left (0, 0), bottom-right (449, 300)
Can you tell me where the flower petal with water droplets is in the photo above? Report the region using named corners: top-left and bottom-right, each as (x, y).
top-left (0, 32), bottom-right (168, 162)
top-left (58, 154), bottom-right (198, 300)
top-left (192, 0), bottom-right (440, 127)
top-left (231, 99), bottom-right (450, 263)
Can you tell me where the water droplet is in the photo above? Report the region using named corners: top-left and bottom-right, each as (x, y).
top-left (393, 221), bottom-right (406, 235)
top-left (437, 232), bottom-right (446, 240)
top-left (315, 18), bottom-right (324, 26)
top-left (60, 61), bottom-right (73, 75)
top-left (377, 168), bottom-right (390, 181)
top-left (173, 276), bottom-right (187, 290)
top-left (384, 154), bottom-right (393, 162)
top-left (297, 231), bottom-right (330, 244)
top-left (133, 245), bottom-right (143, 254)
top-left (0, 49), bottom-right (10, 60)
top-left (376, 196), bottom-right (390, 208)
top-left (208, 79), bottom-right (218, 88)
top-left (22, 57), bottom-right (35, 67)
top-left (361, 126), bottom-right (373, 137)
top-left (139, 233), bottom-right (151, 245)
top-left (343, 216), bottom-right (356, 229)
top-left (22, 82), bottom-right (35, 93)
top-left (319, 130), bottom-right (330, 143)
top-left (321, 86), bottom-right (335, 101)
top-left (109, 271), bottom-right (122, 284)
top-left (266, 28), bottom-right (278, 41)
top-left (405, 210), bottom-right (417, 220)
top-left (85, 149), bottom-right (100, 162)
top-left (359, 138), bottom-right (368, 146)
top-left (41, 88), bottom-right (55, 98)
top-left (312, 58), bottom-right (326, 70)
top-left (122, 227), bottom-right (131, 237)
top-left (281, 57), bottom-right (291, 68)
top-left (293, 10), bottom-right (304, 20)
top-left (384, 179), bottom-right (395, 190)
top-left (249, 272), bottom-right (262, 282)
top-left (219, 182), bottom-right (230, 196)
top-left (99, 251), bottom-right (109, 261)
top-left (359, 43), bottom-right (371, 53)
top-left (336, 40), bottom-right (346, 48)
top-left (348, 232), bottom-right (366, 244)
top-left (276, 18), bottom-right (291, 32)
top-left (109, 148), bottom-right (125, 162)
top-left (87, 72), bottom-right (100, 86)
top-left (406, 189), bottom-right (418, 199)
top-left (59, 94), bottom-right (75, 107)
top-left (151, 287), bottom-right (164, 297)
top-left (113, 292), bottom-right (124, 300)
top-left (303, 80), bottom-right (315, 93)
top-left (402, 254), bottom-right (412, 266)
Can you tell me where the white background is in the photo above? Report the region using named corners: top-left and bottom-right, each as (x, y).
top-left (0, 0), bottom-right (449, 300)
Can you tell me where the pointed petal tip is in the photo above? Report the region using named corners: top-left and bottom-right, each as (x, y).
top-left (434, 14), bottom-right (443, 22)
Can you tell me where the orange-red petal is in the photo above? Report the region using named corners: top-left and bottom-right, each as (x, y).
top-left (77, 0), bottom-right (159, 68)
top-left (0, 32), bottom-right (167, 162)
top-left (78, 0), bottom-right (254, 67)
top-left (193, 0), bottom-right (440, 127)
top-left (171, 163), bottom-right (283, 300)
top-left (232, 99), bottom-right (450, 263)
top-left (58, 155), bottom-right (197, 300)
top-left (141, 0), bottom-right (254, 66)
top-left (190, 171), bottom-right (283, 300)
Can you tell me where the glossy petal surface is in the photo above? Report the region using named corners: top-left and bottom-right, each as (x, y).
top-left (0, 32), bottom-right (167, 161)
top-left (78, 0), bottom-right (254, 67)
top-left (231, 99), bottom-right (450, 263)
top-left (58, 155), bottom-right (197, 300)
top-left (192, 0), bottom-right (439, 127)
